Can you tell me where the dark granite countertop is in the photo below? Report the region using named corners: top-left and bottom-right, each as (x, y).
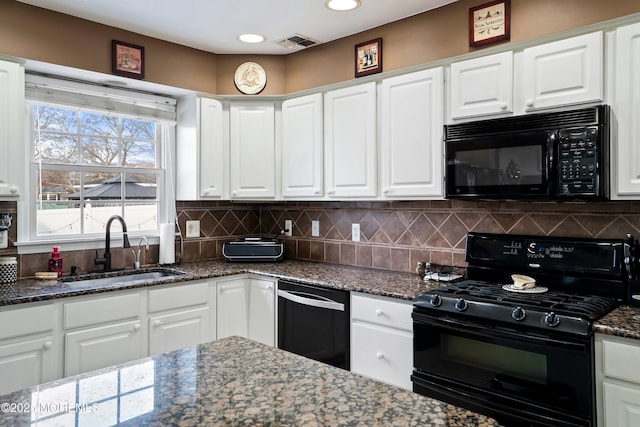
top-left (0, 259), bottom-right (439, 306)
top-left (3, 258), bottom-right (640, 341)
top-left (0, 336), bottom-right (501, 426)
top-left (593, 304), bottom-right (640, 340)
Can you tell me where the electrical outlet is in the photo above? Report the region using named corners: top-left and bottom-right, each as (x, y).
top-left (311, 220), bottom-right (320, 237)
top-left (284, 219), bottom-right (293, 236)
top-left (186, 220), bottom-right (200, 238)
top-left (352, 223), bottom-right (360, 242)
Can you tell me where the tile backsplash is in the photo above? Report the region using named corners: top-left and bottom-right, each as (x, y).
top-left (178, 199), bottom-right (640, 273)
top-left (9, 198), bottom-right (640, 277)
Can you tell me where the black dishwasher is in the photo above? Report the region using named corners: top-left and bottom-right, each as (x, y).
top-left (277, 280), bottom-right (350, 370)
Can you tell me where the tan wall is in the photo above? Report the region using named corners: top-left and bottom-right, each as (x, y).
top-left (0, 1), bottom-right (219, 93)
top-left (2, 0), bottom-right (639, 95)
top-left (281, 0), bottom-right (640, 92)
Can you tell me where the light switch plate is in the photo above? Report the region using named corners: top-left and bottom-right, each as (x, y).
top-left (311, 220), bottom-right (320, 237)
top-left (186, 220), bottom-right (200, 238)
top-left (352, 223), bottom-right (360, 242)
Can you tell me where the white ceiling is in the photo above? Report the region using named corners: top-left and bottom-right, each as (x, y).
top-left (17, 0), bottom-right (457, 55)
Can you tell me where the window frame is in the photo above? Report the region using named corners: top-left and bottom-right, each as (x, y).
top-left (17, 76), bottom-right (177, 254)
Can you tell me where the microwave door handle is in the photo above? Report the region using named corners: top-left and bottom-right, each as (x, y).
top-left (547, 132), bottom-right (556, 165)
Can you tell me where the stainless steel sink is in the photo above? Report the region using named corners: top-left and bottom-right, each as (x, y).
top-left (61, 268), bottom-right (185, 288)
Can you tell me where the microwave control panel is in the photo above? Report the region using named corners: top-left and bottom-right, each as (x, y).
top-left (558, 126), bottom-right (599, 195)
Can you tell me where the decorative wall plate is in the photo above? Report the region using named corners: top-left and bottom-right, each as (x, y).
top-left (234, 62), bottom-right (267, 94)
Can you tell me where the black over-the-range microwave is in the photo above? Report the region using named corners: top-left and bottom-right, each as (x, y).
top-left (444, 105), bottom-right (609, 200)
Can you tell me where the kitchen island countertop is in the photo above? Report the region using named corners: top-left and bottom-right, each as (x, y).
top-left (0, 336), bottom-right (502, 426)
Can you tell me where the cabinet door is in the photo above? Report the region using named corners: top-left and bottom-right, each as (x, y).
top-left (64, 320), bottom-right (145, 376)
top-left (216, 278), bottom-right (249, 339)
top-left (248, 279), bottom-right (275, 346)
top-left (0, 60), bottom-right (25, 200)
top-left (603, 382), bottom-right (640, 427)
top-left (0, 335), bottom-right (56, 395)
top-left (380, 68), bottom-right (444, 198)
top-left (449, 51), bottom-right (513, 119)
top-left (282, 94), bottom-right (324, 198)
top-left (229, 102), bottom-right (276, 199)
top-left (613, 22), bottom-right (640, 198)
top-left (351, 322), bottom-right (413, 390)
top-left (325, 82), bottom-right (377, 198)
top-left (149, 307), bottom-right (210, 355)
top-left (199, 97), bottom-right (225, 198)
top-left (522, 31), bottom-right (603, 111)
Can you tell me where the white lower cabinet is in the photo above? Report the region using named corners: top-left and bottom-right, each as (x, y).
top-left (216, 276), bottom-right (276, 346)
top-left (63, 292), bottom-right (145, 376)
top-left (149, 307), bottom-right (210, 355)
top-left (0, 304), bottom-right (58, 395)
top-left (595, 333), bottom-right (640, 426)
top-left (148, 281), bottom-right (211, 355)
top-left (64, 320), bottom-right (145, 377)
top-left (350, 293), bottom-right (413, 390)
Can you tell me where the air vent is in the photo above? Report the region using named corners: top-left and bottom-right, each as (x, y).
top-left (445, 105), bottom-right (609, 140)
top-left (274, 34), bottom-right (320, 49)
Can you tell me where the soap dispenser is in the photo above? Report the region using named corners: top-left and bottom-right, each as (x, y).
top-left (48, 246), bottom-right (63, 277)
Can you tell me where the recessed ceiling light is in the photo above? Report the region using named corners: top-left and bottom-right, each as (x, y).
top-left (238, 33), bottom-right (266, 44)
top-left (325, 0), bottom-right (361, 12)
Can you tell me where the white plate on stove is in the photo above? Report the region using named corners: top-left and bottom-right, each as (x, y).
top-left (502, 284), bottom-right (548, 293)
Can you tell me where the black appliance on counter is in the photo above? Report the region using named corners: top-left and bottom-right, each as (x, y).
top-left (222, 237), bottom-right (284, 262)
top-left (444, 105), bottom-right (609, 200)
top-left (412, 232), bottom-right (626, 427)
top-left (278, 280), bottom-right (350, 370)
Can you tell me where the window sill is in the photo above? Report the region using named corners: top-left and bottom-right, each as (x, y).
top-left (15, 235), bottom-right (160, 254)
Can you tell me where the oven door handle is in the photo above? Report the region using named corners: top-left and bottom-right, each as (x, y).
top-left (412, 311), bottom-right (588, 350)
top-left (277, 289), bottom-right (345, 311)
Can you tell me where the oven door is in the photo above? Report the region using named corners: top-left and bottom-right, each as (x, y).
top-left (445, 130), bottom-right (555, 199)
top-left (412, 310), bottom-right (593, 427)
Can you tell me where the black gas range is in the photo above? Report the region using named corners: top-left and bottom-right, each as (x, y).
top-left (412, 232), bottom-right (627, 427)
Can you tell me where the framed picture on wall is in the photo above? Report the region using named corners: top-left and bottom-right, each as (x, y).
top-left (112, 40), bottom-right (145, 79)
top-left (355, 38), bottom-right (382, 78)
top-left (469, 0), bottom-right (511, 47)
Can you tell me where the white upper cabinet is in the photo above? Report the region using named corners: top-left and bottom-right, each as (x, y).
top-left (281, 93), bottom-right (324, 199)
top-left (229, 101), bottom-right (277, 199)
top-left (380, 68), bottom-right (444, 198)
top-left (325, 82), bottom-right (377, 198)
top-left (450, 51), bottom-right (513, 120)
top-left (199, 97), bottom-right (226, 198)
top-left (612, 22), bottom-right (640, 198)
top-left (176, 95), bottom-right (226, 200)
top-left (521, 31), bottom-right (603, 112)
top-left (0, 60), bottom-right (25, 200)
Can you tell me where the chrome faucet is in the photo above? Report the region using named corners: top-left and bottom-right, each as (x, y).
top-left (95, 215), bottom-right (131, 271)
top-left (133, 236), bottom-right (149, 269)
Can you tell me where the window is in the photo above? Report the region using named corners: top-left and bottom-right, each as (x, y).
top-left (21, 75), bottom-right (177, 250)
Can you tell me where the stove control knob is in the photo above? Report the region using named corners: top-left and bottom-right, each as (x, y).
top-left (511, 306), bottom-right (527, 321)
top-left (454, 298), bottom-right (468, 312)
top-left (544, 312), bottom-right (561, 328)
top-left (429, 294), bottom-right (442, 307)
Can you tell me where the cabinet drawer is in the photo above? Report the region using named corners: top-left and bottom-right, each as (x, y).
top-left (351, 322), bottom-right (413, 390)
top-left (603, 339), bottom-right (640, 384)
top-left (64, 293), bottom-right (141, 330)
top-left (0, 304), bottom-right (55, 340)
top-left (351, 293), bottom-right (412, 331)
top-left (148, 281), bottom-right (209, 312)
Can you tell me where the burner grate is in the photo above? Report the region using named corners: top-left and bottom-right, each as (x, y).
top-left (435, 280), bottom-right (617, 320)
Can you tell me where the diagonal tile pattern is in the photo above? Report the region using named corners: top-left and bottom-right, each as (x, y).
top-left (170, 199), bottom-right (640, 272)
